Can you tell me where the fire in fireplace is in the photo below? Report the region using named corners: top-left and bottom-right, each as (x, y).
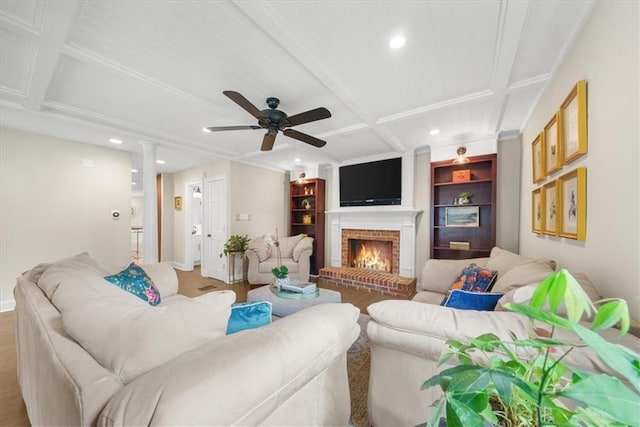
top-left (348, 239), bottom-right (393, 273)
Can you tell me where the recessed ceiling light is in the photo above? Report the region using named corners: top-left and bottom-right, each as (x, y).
top-left (131, 182), bottom-right (137, 186)
top-left (109, 138), bottom-right (123, 144)
top-left (131, 169), bottom-right (138, 173)
top-left (294, 158), bottom-right (301, 163)
top-left (389, 35), bottom-right (406, 49)
top-left (430, 129), bottom-right (440, 136)
top-left (156, 160), bottom-right (166, 164)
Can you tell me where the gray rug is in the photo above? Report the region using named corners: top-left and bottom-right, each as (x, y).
top-left (347, 314), bottom-right (371, 427)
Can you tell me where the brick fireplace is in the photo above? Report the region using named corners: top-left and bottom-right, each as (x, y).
top-left (319, 207), bottom-right (421, 298)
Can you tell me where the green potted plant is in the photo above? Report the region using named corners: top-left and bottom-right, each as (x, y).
top-left (457, 191), bottom-right (473, 204)
top-left (219, 234), bottom-right (250, 258)
top-left (421, 269), bottom-right (640, 427)
top-left (265, 228), bottom-right (288, 286)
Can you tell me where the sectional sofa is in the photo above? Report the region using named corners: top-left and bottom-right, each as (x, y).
top-left (13, 253), bottom-right (360, 426)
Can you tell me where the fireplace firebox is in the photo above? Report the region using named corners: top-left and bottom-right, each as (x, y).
top-left (347, 239), bottom-right (392, 272)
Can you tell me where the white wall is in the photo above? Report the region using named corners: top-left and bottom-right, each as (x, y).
top-left (0, 128), bottom-right (131, 310)
top-left (519, 1), bottom-right (639, 317)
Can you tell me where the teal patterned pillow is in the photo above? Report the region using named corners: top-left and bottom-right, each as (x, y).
top-left (104, 263), bottom-right (162, 306)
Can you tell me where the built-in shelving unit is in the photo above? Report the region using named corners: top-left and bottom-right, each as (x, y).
top-left (430, 154), bottom-right (497, 259)
top-left (289, 178), bottom-right (325, 275)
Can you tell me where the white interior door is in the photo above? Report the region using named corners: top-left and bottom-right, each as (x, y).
top-left (202, 176), bottom-right (226, 280)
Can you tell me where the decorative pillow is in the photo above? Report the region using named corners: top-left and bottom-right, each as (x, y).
top-left (104, 263), bottom-right (162, 306)
top-left (226, 301), bottom-right (273, 334)
top-left (441, 289), bottom-right (504, 311)
top-left (449, 263), bottom-right (498, 293)
top-left (277, 234), bottom-right (305, 258)
top-left (248, 236), bottom-right (270, 262)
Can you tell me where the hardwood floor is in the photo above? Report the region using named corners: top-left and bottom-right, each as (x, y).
top-left (0, 267), bottom-right (402, 425)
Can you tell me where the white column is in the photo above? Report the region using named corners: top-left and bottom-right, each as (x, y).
top-left (142, 141), bottom-right (159, 263)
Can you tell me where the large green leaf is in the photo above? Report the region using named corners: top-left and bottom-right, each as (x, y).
top-left (445, 397), bottom-right (487, 427)
top-left (557, 374), bottom-right (640, 426)
top-left (505, 303), bottom-right (573, 330)
top-left (592, 299), bottom-right (630, 334)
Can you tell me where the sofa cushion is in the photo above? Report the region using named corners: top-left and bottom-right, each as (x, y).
top-left (441, 290), bottom-right (504, 311)
top-left (104, 263), bottom-right (162, 306)
top-left (292, 236), bottom-right (313, 262)
top-left (35, 252), bottom-right (112, 299)
top-left (248, 236), bottom-right (270, 262)
top-left (487, 247), bottom-right (556, 280)
top-left (449, 263), bottom-right (497, 293)
top-left (420, 258), bottom-right (489, 294)
top-left (276, 234), bottom-right (305, 258)
top-left (412, 290), bottom-right (448, 305)
top-left (257, 258), bottom-right (300, 274)
top-left (137, 262), bottom-right (179, 298)
top-left (491, 261), bottom-right (555, 294)
top-left (226, 301), bottom-right (272, 334)
top-left (61, 288), bottom-right (235, 383)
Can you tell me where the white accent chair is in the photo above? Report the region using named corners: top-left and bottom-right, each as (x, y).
top-left (245, 234), bottom-right (314, 284)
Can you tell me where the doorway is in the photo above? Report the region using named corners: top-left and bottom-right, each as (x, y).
top-left (184, 182), bottom-right (203, 270)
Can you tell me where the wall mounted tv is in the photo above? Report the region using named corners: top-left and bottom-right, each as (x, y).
top-left (339, 157), bottom-right (402, 207)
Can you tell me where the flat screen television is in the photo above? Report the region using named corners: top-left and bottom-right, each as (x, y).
top-left (339, 157), bottom-right (402, 207)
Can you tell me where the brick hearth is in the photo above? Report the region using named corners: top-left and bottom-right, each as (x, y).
top-left (319, 266), bottom-right (416, 298)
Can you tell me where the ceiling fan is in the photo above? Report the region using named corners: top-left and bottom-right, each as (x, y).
top-left (205, 90), bottom-right (332, 151)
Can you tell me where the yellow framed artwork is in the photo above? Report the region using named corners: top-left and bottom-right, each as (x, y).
top-left (542, 180), bottom-right (559, 236)
top-left (532, 187), bottom-right (543, 234)
top-left (544, 112), bottom-right (562, 175)
top-left (531, 132), bottom-right (545, 183)
top-left (174, 196), bottom-right (182, 211)
top-left (560, 80), bottom-right (587, 165)
top-left (558, 167), bottom-right (586, 240)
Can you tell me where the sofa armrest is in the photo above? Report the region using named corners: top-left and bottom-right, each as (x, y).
top-left (98, 303), bottom-right (360, 426)
top-left (420, 257), bottom-right (489, 294)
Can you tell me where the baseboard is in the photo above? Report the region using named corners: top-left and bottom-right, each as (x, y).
top-left (170, 262), bottom-right (193, 271)
top-left (0, 298), bottom-right (16, 312)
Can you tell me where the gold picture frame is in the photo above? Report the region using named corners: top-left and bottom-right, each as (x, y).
top-left (532, 132), bottom-right (545, 183)
top-left (542, 180), bottom-right (559, 236)
top-left (560, 80), bottom-right (587, 165)
top-left (558, 167), bottom-right (586, 240)
top-left (544, 112), bottom-right (562, 175)
top-left (532, 187), bottom-right (543, 234)
top-left (174, 196), bottom-right (182, 211)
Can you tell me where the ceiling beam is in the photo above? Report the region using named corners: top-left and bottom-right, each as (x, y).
top-left (484, 0), bottom-right (530, 134)
top-left (23, 1), bottom-right (82, 111)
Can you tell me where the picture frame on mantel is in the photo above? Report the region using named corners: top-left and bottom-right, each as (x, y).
top-left (544, 112), bottom-right (562, 175)
top-left (532, 132), bottom-right (545, 183)
top-left (542, 180), bottom-right (559, 236)
top-left (560, 80), bottom-right (588, 165)
top-left (532, 187), bottom-right (543, 234)
top-left (558, 167), bottom-right (587, 240)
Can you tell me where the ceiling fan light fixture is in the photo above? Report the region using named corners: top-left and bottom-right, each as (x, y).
top-left (389, 35), bottom-right (406, 49)
top-left (452, 146), bottom-right (470, 164)
top-left (202, 127), bottom-right (212, 133)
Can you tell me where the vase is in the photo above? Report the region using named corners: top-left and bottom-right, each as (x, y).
top-left (274, 277), bottom-right (289, 290)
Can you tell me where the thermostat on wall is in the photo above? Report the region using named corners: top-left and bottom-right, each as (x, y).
top-left (111, 210), bottom-right (121, 220)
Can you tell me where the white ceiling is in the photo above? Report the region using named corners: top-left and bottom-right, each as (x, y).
top-left (0, 0), bottom-right (595, 191)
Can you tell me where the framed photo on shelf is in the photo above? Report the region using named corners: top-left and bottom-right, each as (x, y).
top-left (532, 132), bottom-right (545, 183)
top-left (542, 180), bottom-right (559, 236)
top-left (558, 167), bottom-right (587, 240)
top-left (445, 206), bottom-right (479, 227)
top-left (544, 112), bottom-right (562, 175)
top-left (560, 80), bottom-right (587, 165)
top-left (532, 188), bottom-right (543, 234)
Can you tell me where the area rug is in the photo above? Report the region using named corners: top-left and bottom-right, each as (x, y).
top-left (347, 313), bottom-right (371, 427)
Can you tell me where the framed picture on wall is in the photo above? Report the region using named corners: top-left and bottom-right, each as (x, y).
top-left (531, 132), bottom-right (545, 183)
top-left (445, 206), bottom-right (479, 227)
top-left (532, 188), bottom-right (543, 234)
top-left (558, 167), bottom-right (587, 240)
top-left (174, 196), bottom-right (182, 211)
top-left (542, 180), bottom-right (559, 236)
top-left (560, 80), bottom-right (588, 165)
top-left (544, 112), bottom-right (562, 175)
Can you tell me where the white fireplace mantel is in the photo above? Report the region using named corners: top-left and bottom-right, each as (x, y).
top-left (327, 207), bottom-right (423, 278)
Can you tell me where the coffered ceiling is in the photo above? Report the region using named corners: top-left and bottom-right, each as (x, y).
top-left (0, 1), bottom-right (594, 190)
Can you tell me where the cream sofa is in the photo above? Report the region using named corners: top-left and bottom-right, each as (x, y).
top-left (246, 234), bottom-right (314, 284)
top-left (14, 253), bottom-right (360, 426)
top-left (366, 247), bottom-right (640, 427)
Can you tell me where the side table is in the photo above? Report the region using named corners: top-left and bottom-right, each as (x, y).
top-left (227, 251), bottom-right (246, 284)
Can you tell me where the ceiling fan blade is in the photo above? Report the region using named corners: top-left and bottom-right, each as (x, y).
top-left (261, 131), bottom-right (277, 151)
top-left (204, 125), bottom-right (261, 132)
top-left (223, 90), bottom-right (263, 119)
top-left (286, 107), bottom-right (331, 127)
top-left (283, 129), bottom-right (326, 148)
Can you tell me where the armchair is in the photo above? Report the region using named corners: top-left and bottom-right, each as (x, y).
top-left (245, 234), bottom-right (314, 284)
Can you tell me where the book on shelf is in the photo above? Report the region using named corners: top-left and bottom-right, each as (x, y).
top-left (280, 280), bottom-right (317, 294)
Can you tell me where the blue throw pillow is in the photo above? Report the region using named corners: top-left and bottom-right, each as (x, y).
top-left (226, 301), bottom-right (272, 334)
top-left (441, 289), bottom-right (504, 311)
top-left (104, 263), bottom-right (162, 306)
top-left (450, 263), bottom-right (498, 293)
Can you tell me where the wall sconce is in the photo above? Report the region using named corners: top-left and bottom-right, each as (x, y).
top-left (297, 172), bottom-right (306, 184)
top-left (452, 147), bottom-right (470, 164)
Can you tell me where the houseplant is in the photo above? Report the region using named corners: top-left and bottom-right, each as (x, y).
top-left (421, 269), bottom-right (640, 427)
top-left (266, 229), bottom-right (288, 286)
top-left (220, 234), bottom-right (250, 258)
top-left (457, 191), bottom-right (473, 204)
